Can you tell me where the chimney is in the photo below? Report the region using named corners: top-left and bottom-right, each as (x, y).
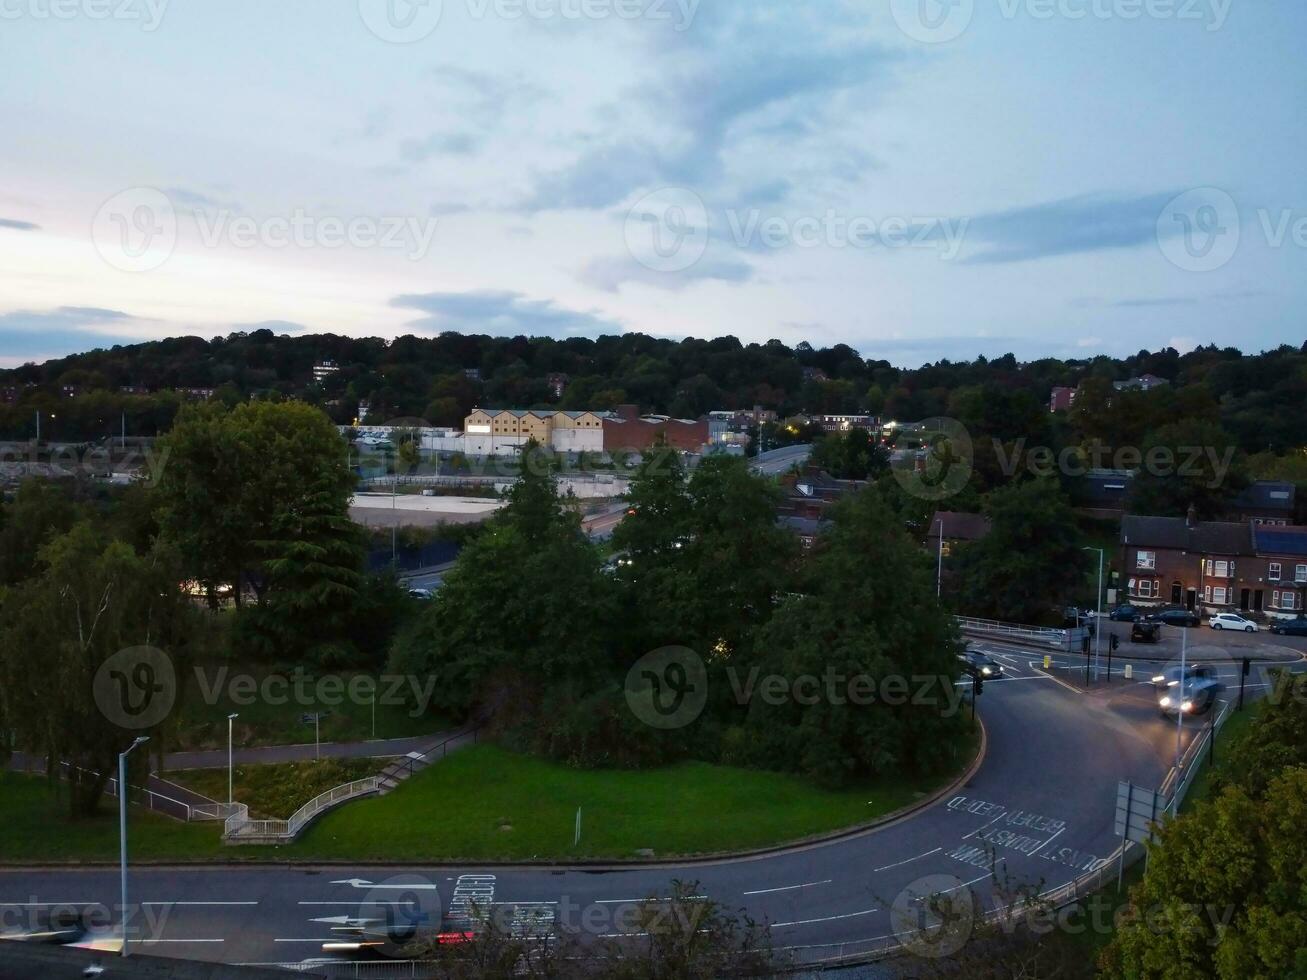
top-left (1186, 503), bottom-right (1198, 528)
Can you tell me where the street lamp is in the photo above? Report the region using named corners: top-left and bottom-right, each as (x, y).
top-left (936, 517), bottom-right (945, 598)
top-left (1084, 547), bottom-right (1105, 681)
top-left (119, 735), bottom-right (149, 958)
top-left (227, 713), bottom-right (239, 806)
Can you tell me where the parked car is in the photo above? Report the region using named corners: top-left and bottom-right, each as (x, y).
top-left (1130, 620), bottom-right (1161, 643)
top-left (1062, 606), bottom-right (1097, 636)
top-left (1108, 604), bottom-right (1141, 622)
top-left (1209, 612), bottom-right (1258, 633)
top-left (1148, 608), bottom-right (1200, 628)
top-left (1157, 668), bottom-right (1221, 717)
top-left (958, 648), bottom-right (1003, 679)
top-left (1270, 617), bottom-right (1307, 636)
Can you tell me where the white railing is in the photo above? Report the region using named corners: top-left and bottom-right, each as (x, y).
top-left (9, 756), bottom-right (197, 821)
top-left (222, 776), bottom-right (381, 842)
top-left (243, 961), bottom-right (429, 977)
top-left (956, 615), bottom-right (1072, 649)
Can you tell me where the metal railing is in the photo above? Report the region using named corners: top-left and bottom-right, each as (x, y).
top-left (956, 615), bottom-right (1073, 649)
top-left (9, 757), bottom-right (197, 822)
top-left (243, 961), bottom-right (432, 977)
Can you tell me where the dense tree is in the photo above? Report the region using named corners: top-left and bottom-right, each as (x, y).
top-left (1128, 420), bottom-right (1246, 520)
top-left (954, 479), bottom-right (1087, 623)
top-left (808, 429), bottom-right (890, 480)
top-left (0, 478), bottom-right (80, 585)
top-left (0, 523), bottom-right (194, 815)
top-left (735, 488), bottom-right (968, 787)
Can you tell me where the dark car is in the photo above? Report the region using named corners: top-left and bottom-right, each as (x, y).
top-left (1108, 604), bottom-right (1141, 622)
top-left (1270, 617), bottom-right (1307, 637)
top-left (1130, 620), bottom-right (1161, 643)
top-left (958, 649), bottom-right (1003, 680)
top-left (1156, 667), bottom-right (1221, 717)
top-left (1149, 608), bottom-right (1200, 628)
top-left (1062, 606), bottom-right (1097, 636)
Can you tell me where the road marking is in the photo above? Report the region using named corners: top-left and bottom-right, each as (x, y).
top-left (742, 880), bottom-right (831, 896)
top-left (297, 901), bottom-right (419, 906)
top-left (274, 937), bottom-right (340, 943)
top-left (962, 811), bottom-right (1006, 840)
top-left (772, 906), bottom-right (878, 928)
top-left (873, 847), bottom-right (941, 872)
top-left (594, 896), bottom-right (706, 904)
top-left (142, 901), bottom-right (258, 907)
top-left (138, 938), bottom-right (226, 943)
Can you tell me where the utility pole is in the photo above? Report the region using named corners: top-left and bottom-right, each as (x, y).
top-left (936, 517), bottom-right (944, 598)
top-left (119, 736), bottom-right (149, 957)
top-left (1084, 547), bottom-right (1105, 681)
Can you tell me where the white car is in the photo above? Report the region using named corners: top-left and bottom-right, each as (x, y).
top-left (1209, 613), bottom-right (1257, 633)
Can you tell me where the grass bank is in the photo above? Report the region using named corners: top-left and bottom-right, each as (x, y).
top-left (170, 758), bottom-right (384, 819)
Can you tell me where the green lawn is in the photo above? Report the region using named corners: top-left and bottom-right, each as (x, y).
top-left (173, 660), bottom-right (447, 750)
top-left (1, 736), bottom-right (974, 864)
top-left (171, 758), bottom-right (385, 819)
top-left (1179, 701), bottom-right (1259, 813)
top-left (285, 743), bottom-right (970, 861)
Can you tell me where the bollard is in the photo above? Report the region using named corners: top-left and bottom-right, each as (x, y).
top-left (1124, 664), bottom-right (1133, 680)
top-left (1044, 654), bottom-right (1051, 669)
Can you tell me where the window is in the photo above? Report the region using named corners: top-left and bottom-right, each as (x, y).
top-left (1213, 587), bottom-right (1228, 604)
top-left (1137, 551), bottom-right (1156, 570)
top-left (1269, 562), bottom-right (1282, 581)
top-left (1284, 592), bottom-right (1299, 611)
top-left (1298, 564), bottom-right (1307, 584)
top-left (1134, 579), bottom-right (1158, 598)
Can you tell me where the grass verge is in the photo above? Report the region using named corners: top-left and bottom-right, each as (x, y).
top-left (1, 730), bottom-right (976, 863)
top-left (170, 758), bottom-right (385, 819)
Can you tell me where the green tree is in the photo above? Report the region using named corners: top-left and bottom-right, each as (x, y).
top-left (0, 479), bottom-right (80, 585)
top-left (955, 479), bottom-right (1086, 623)
top-left (737, 488), bottom-right (968, 786)
top-left (1128, 420), bottom-right (1246, 519)
top-left (809, 429), bottom-right (890, 480)
top-left (0, 523), bottom-right (194, 815)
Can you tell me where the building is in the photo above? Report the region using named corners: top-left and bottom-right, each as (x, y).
top-left (927, 511), bottom-right (993, 557)
top-left (357, 400), bottom-right (372, 423)
top-left (313, 360), bottom-right (340, 383)
top-left (1049, 386), bottom-right (1077, 413)
top-left (463, 368), bottom-right (482, 382)
top-left (1113, 373), bottom-right (1170, 393)
top-left (119, 385), bottom-right (150, 395)
top-left (177, 387), bottom-right (216, 400)
top-left (806, 414), bottom-right (881, 434)
top-left (1120, 511), bottom-right (1307, 618)
top-left (1071, 469), bottom-right (1133, 518)
top-left (602, 405), bottom-right (709, 453)
top-left (1230, 481), bottom-right (1296, 525)
top-left (463, 408), bottom-right (610, 455)
top-left (546, 373), bottom-right (569, 398)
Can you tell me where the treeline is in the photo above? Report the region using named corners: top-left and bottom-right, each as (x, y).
top-left (3, 329), bottom-right (1306, 457)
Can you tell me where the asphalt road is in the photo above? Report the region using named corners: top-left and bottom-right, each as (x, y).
top-left (751, 444), bottom-right (812, 475)
top-left (1, 641), bottom-right (1194, 971)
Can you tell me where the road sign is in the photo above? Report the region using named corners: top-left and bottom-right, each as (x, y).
top-left (1114, 781), bottom-right (1164, 845)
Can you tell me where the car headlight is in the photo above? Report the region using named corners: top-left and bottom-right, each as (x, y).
top-left (1152, 675), bottom-right (1166, 684)
top-left (982, 666), bottom-right (994, 675)
top-left (1181, 700), bottom-right (1194, 713)
top-left (1159, 696), bottom-right (1172, 708)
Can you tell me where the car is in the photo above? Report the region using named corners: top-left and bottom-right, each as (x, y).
top-left (1157, 669), bottom-right (1221, 717)
top-left (1130, 620), bottom-right (1161, 643)
top-left (1062, 606), bottom-right (1097, 636)
top-left (1108, 604), bottom-right (1141, 622)
top-left (958, 648), bottom-right (1003, 680)
top-left (1150, 663), bottom-right (1216, 691)
top-left (1270, 617), bottom-right (1307, 636)
top-left (407, 588), bottom-right (434, 600)
top-left (1209, 612), bottom-right (1258, 633)
top-left (1149, 608), bottom-right (1200, 628)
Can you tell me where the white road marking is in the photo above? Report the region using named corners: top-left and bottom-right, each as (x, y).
top-left (138, 938), bottom-right (225, 944)
top-left (772, 906), bottom-right (879, 928)
top-left (742, 880), bottom-right (831, 896)
top-left (872, 847), bottom-right (942, 872)
top-left (593, 896), bottom-right (706, 904)
top-left (962, 811), bottom-right (1007, 840)
top-left (142, 901), bottom-right (258, 907)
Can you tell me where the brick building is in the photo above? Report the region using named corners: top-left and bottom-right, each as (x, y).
top-left (602, 405), bottom-right (709, 453)
top-left (1120, 511), bottom-right (1307, 618)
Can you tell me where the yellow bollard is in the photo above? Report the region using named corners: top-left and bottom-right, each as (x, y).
top-left (1124, 664), bottom-right (1133, 680)
top-left (1043, 655), bottom-right (1051, 669)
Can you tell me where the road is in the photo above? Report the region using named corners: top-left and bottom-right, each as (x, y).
top-left (751, 444), bottom-right (812, 475)
top-left (1, 640), bottom-right (1198, 971)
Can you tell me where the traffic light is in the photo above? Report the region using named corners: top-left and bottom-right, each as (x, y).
top-left (1110, 634), bottom-right (1120, 652)
top-left (973, 673), bottom-right (983, 697)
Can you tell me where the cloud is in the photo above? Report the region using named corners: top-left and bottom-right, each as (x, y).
top-left (166, 187), bottom-right (240, 211)
top-left (389, 290), bottom-right (622, 339)
top-left (0, 306), bottom-right (142, 360)
top-left (579, 254), bottom-right (754, 292)
top-left (0, 217), bottom-right (39, 231)
top-left (521, 5), bottom-right (899, 212)
top-left (956, 191), bottom-right (1179, 264)
top-left (230, 320), bottom-right (311, 335)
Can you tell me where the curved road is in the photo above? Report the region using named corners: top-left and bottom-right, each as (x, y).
top-left (0, 641), bottom-right (1266, 970)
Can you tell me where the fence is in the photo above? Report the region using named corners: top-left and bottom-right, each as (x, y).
top-left (9, 756), bottom-right (197, 822)
top-left (956, 615), bottom-right (1076, 649)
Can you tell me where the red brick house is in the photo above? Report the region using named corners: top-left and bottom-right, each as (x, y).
top-left (602, 405), bottom-right (709, 453)
top-left (1120, 512), bottom-right (1307, 619)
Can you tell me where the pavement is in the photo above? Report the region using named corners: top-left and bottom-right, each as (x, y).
top-left (0, 640), bottom-right (1199, 970)
top-left (751, 444), bottom-right (812, 476)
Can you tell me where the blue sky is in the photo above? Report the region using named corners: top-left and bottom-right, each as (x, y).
top-left (1, 0), bottom-right (1304, 368)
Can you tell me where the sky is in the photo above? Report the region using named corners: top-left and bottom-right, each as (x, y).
top-left (1, 0), bottom-right (1305, 369)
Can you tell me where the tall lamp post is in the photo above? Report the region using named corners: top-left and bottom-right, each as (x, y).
top-left (227, 713), bottom-right (239, 806)
top-left (1084, 547), bottom-right (1105, 681)
top-left (119, 735), bottom-right (149, 957)
top-left (936, 517), bottom-right (945, 598)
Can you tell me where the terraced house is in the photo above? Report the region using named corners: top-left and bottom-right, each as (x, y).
top-left (1120, 511), bottom-right (1307, 619)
